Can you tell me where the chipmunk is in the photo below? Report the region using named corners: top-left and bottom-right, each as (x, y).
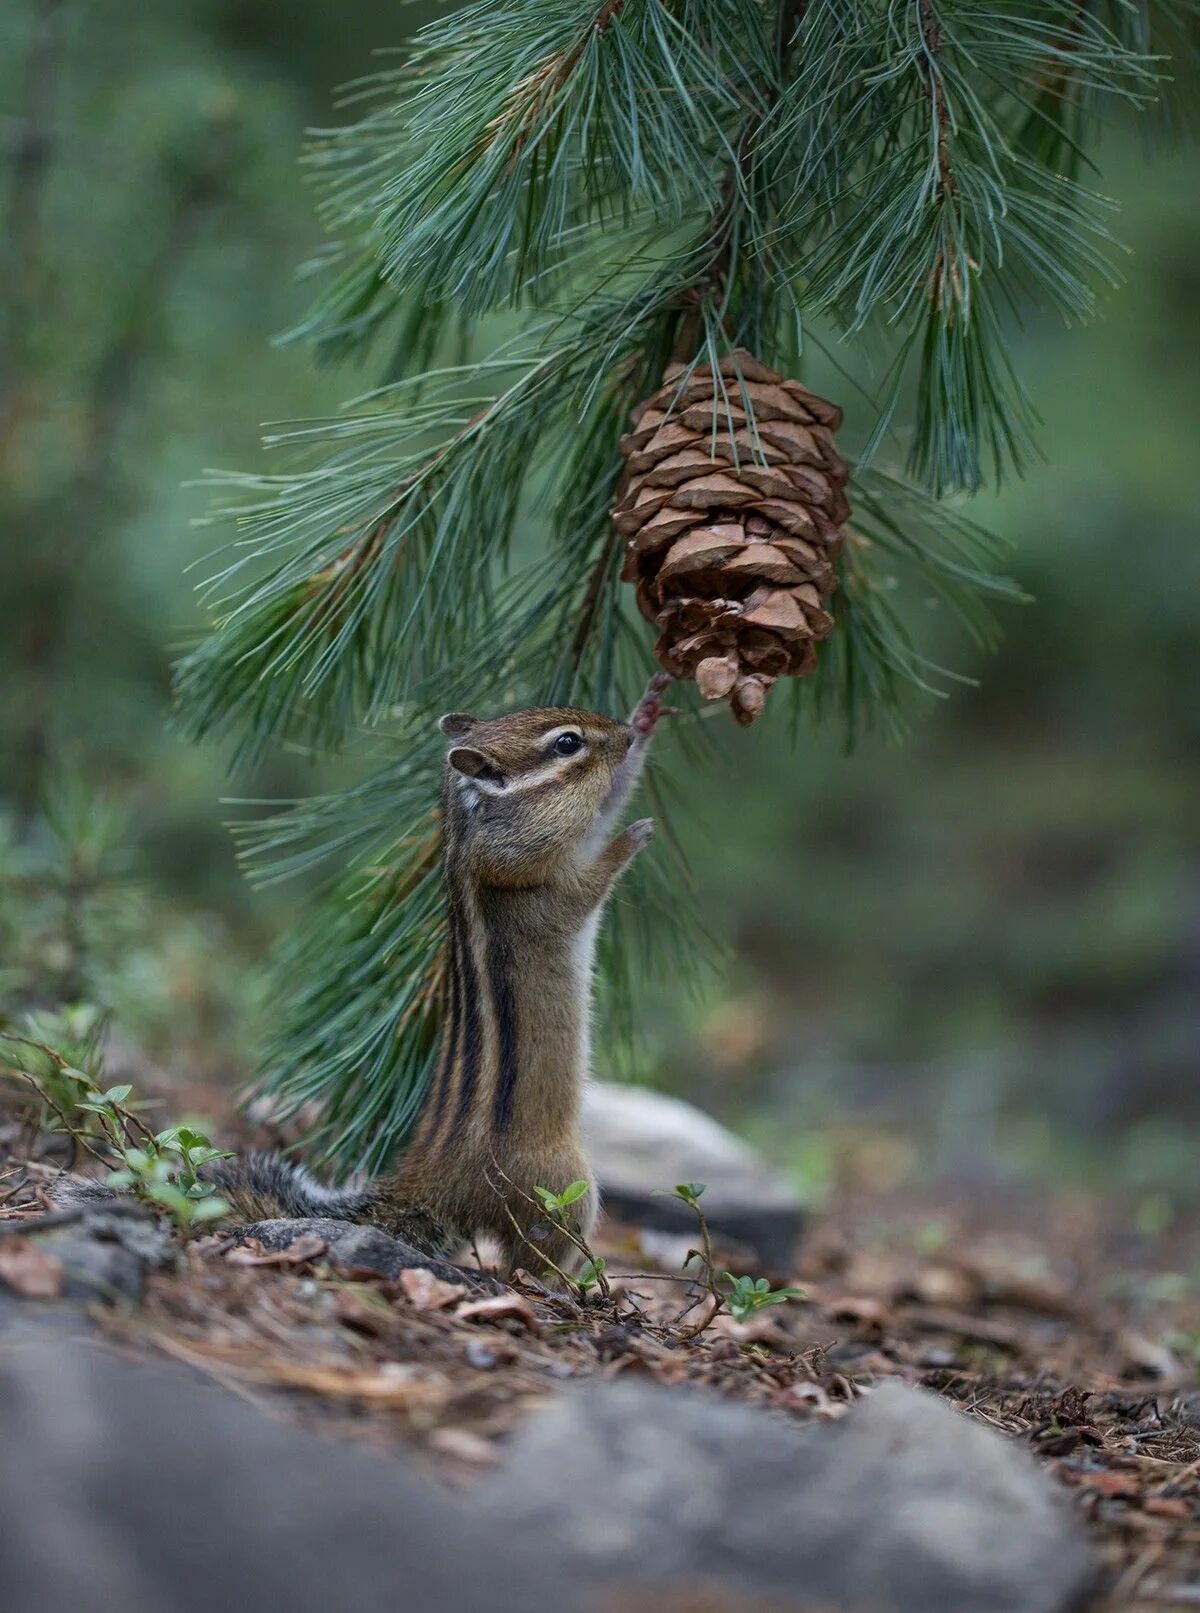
top-left (63, 677), bottom-right (673, 1279)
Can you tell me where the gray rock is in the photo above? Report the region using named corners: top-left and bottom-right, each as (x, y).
top-left (482, 1380), bottom-right (1098, 1613)
top-left (233, 1216), bottom-right (494, 1288)
top-left (17, 1204), bottom-right (174, 1304)
top-left (584, 1081), bottom-right (802, 1268)
top-left (0, 1299), bottom-right (1095, 1613)
top-left (0, 1299), bottom-right (559, 1613)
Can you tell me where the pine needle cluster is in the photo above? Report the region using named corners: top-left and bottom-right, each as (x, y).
top-left (176, 0), bottom-right (1188, 1171)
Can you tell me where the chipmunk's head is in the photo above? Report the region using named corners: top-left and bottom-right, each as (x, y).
top-left (438, 705), bottom-right (633, 876)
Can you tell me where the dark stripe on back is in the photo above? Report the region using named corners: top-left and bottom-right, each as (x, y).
top-left (453, 897), bottom-right (484, 1130)
top-left (426, 916), bottom-right (462, 1132)
top-left (487, 919), bottom-right (519, 1133)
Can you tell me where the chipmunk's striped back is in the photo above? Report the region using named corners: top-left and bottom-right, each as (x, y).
top-left (382, 704), bottom-right (645, 1272)
top-left (57, 684), bottom-right (670, 1282)
top-left (409, 786), bottom-right (488, 1151)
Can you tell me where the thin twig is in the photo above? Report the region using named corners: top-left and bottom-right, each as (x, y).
top-left (673, 1194), bottom-right (727, 1339)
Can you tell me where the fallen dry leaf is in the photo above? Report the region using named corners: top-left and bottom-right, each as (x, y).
top-left (465, 1335), bottom-right (517, 1369)
top-left (0, 1236), bottom-right (63, 1298)
top-left (399, 1266), bottom-right (462, 1311)
top-left (457, 1292), bottom-right (541, 1332)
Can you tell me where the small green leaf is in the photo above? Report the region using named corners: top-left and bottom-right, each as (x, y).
top-left (759, 1288), bottom-right (806, 1308)
top-left (102, 1084), bottom-right (133, 1104)
top-left (558, 1179), bottom-right (588, 1207)
top-left (722, 1272), bottom-right (805, 1323)
top-left (193, 1146), bottom-right (233, 1166)
top-left (190, 1197), bottom-right (230, 1223)
top-left (576, 1255), bottom-right (606, 1293)
top-left (147, 1181), bottom-right (190, 1213)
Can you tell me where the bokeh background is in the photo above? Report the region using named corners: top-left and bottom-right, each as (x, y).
top-left (2, 0), bottom-right (1197, 1221)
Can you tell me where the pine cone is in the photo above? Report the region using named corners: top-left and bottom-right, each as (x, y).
top-left (615, 348), bottom-right (850, 725)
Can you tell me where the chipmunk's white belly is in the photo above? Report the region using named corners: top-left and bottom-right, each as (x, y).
top-left (569, 910), bottom-right (601, 1078)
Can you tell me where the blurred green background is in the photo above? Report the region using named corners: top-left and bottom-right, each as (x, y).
top-left (2, 0), bottom-right (1197, 1209)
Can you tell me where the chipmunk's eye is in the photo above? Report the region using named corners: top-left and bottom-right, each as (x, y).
top-left (552, 732), bottom-right (584, 757)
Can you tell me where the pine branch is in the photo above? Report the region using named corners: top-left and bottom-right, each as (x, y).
top-left (765, 0), bottom-right (1157, 491)
top-left (299, 0), bottom-right (771, 344)
top-left (176, 0), bottom-right (1189, 1171)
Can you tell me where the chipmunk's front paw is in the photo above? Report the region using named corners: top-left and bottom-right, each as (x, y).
top-left (627, 817), bottom-right (656, 849)
top-left (630, 673), bottom-right (675, 737)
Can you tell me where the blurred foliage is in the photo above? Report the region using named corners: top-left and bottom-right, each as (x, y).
top-left (0, 1), bottom-right (1196, 1197)
top-left (0, 787), bottom-right (258, 1065)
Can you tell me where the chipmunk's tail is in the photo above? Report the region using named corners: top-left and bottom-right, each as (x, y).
top-left (53, 1150), bottom-right (453, 1252)
top-left (201, 1151), bottom-right (379, 1224)
top-left (52, 1150), bottom-right (375, 1224)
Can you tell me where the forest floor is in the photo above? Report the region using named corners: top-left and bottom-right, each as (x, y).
top-left (1, 1074), bottom-right (1197, 1612)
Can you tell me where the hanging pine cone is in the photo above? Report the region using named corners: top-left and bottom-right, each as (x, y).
top-left (615, 348), bottom-right (850, 725)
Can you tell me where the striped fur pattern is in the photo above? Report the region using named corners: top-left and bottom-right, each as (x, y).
top-left (54, 697), bottom-right (661, 1280)
top-left (375, 702), bottom-right (656, 1276)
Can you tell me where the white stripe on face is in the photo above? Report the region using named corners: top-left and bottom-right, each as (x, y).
top-left (500, 756), bottom-right (583, 793)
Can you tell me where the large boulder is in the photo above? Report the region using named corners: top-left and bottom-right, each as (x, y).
top-left (0, 1302), bottom-right (1096, 1613)
top-left (484, 1379), bottom-right (1098, 1613)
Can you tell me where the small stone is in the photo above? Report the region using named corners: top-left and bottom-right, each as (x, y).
top-left (583, 1083), bottom-right (801, 1270)
top-left (232, 1218), bottom-right (469, 1287)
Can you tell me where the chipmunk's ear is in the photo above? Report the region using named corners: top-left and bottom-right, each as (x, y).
top-left (438, 712), bottom-right (477, 738)
top-left (447, 746), bottom-right (506, 788)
